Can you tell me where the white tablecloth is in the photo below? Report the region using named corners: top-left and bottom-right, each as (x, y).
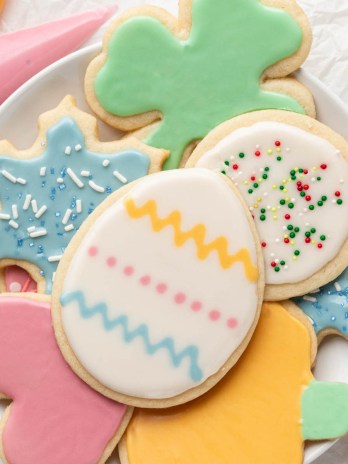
top-left (1, 1), bottom-right (348, 462)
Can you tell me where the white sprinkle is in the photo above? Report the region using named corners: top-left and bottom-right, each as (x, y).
top-left (249, 206), bottom-right (254, 212)
top-left (40, 166), bottom-right (47, 176)
top-left (65, 146), bottom-right (72, 155)
top-left (48, 255), bottom-right (62, 263)
top-left (263, 192), bottom-right (268, 197)
top-left (75, 144), bottom-right (82, 152)
top-left (40, 141), bottom-right (46, 148)
top-left (113, 170), bottom-right (127, 184)
top-left (334, 282), bottom-right (342, 292)
top-left (89, 180), bottom-right (105, 193)
top-left (0, 213), bottom-right (10, 220)
top-left (52, 272), bottom-right (56, 282)
top-left (11, 204), bottom-right (18, 219)
top-left (303, 208), bottom-right (308, 213)
top-left (310, 289), bottom-right (320, 294)
top-left (303, 295), bottom-right (317, 303)
top-left (67, 168), bottom-right (84, 188)
top-left (339, 179), bottom-right (344, 184)
top-left (286, 147), bottom-right (290, 152)
top-left (284, 265), bottom-right (288, 270)
top-left (102, 159), bottom-right (110, 167)
top-left (27, 226), bottom-right (36, 233)
top-left (62, 208), bottom-right (72, 225)
top-left (2, 170), bottom-right (17, 183)
top-left (275, 259), bottom-right (279, 264)
top-left (57, 178), bottom-right (64, 184)
top-left (256, 144), bottom-right (260, 149)
top-left (266, 205), bottom-right (271, 210)
top-left (305, 222), bottom-right (310, 227)
top-left (230, 155), bottom-right (235, 160)
top-left (311, 177), bottom-right (316, 182)
top-left (35, 205), bottom-right (47, 219)
top-left (9, 281), bottom-right (22, 292)
top-left (64, 224), bottom-right (74, 232)
top-left (8, 220), bottom-right (19, 229)
top-left (332, 199), bottom-right (337, 204)
top-left (31, 199), bottom-right (38, 214)
top-left (76, 199), bottom-right (82, 213)
top-left (17, 177), bottom-right (27, 185)
top-left (275, 238), bottom-right (280, 243)
top-left (30, 229), bottom-right (47, 238)
top-left (282, 226), bottom-right (287, 231)
top-left (81, 170), bottom-right (91, 177)
top-left (270, 253), bottom-right (275, 258)
top-left (23, 194), bottom-right (32, 211)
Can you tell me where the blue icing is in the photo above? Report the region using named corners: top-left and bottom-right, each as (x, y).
top-left (61, 290), bottom-right (203, 382)
top-left (0, 117), bottom-right (150, 293)
top-left (293, 268), bottom-right (348, 335)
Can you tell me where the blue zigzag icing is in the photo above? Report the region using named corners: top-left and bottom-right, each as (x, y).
top-left (61, 290), bottom-right (203, 382)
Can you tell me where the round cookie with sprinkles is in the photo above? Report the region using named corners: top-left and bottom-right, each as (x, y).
top-left (0, 96), bottom-right (167, 294)
top-left (188, 110), bottom-right (348, 300)
top-left (293, 268), bottom-right (348, 343)
top-left (52, 168), bottom-right (264, 407)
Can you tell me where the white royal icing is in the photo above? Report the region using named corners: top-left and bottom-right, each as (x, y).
top-left (60, 169), bottom-right (260, 399)
top-left (196, 122), bottom-right (348, 285)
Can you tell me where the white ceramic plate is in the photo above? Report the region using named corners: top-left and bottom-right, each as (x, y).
top-left (1, 44), bottom-right (348, 464)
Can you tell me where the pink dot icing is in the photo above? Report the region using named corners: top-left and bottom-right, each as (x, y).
top-left (156, 283), bottom-right (167, 294)
top-left (174, 293), bottom-right (186, 304)
top-left (106, 257), bottom-right (117, 267)
top-left (191, 301), bottom-right (202, 312)
top-left (140, 275), bottom-right (151, 286)
top-left (88, 246), bottom-right (98, 257)
top-left (227, 317), bottom-right (238, 329)
top-left (209, 310), bottom-right (221, 321)
top-left (123, 266), bottom-right (134, 276)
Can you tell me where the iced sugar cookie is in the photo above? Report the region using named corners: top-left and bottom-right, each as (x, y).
top-left (85, 0), bottom-right (315, 170)
top-left (0, 295), bottom-right (131, 464)
top-left (52, 168), bottom-right (263, 407)
top-left (0, 96), bottom-right (167, 293)
top-left (188, 110), bottom-right (348, 300)
top-left (293, 268), bottom-right (348, 342)
top-left (119, 302), bottom-right (348, 464)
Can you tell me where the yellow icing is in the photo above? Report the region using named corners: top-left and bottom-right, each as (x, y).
top-left (124, 303), bottom-right (313, 464)
top-left (124, 198), bottom-right (258, 281)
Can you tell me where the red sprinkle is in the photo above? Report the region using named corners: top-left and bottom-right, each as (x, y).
top-left (255, 150), bottom-right (261, 157)
top-left (320, 164), bottom-right (327, 170)
top-left (296, 181), bottom-right (302, 186)
top-left (275, 141), bottom-right (281, 147)
top-left (271, 261), bottom-right (277, 267)
top-left (305, 237), bottom-right (311, 243)
top-left (317, 243), bottom-right (323, 249)
top-left (297, 186), bottom-right (303, 191)
top-left (261, 242), bottom-right (267, 248)
top-left (284, 238), bottom-right (290, 244)
top-left (335, 191), bottom-right (341, 197)
top-left (232, 164), bottom-right (238, 170)
top-left (303, 184), bottom-right (309, 190)
top-left (305, 195), bottom-right (311, 201)
top-left (285, 214), bottom-right (291, 220)
top-left (303, 169), bottom-right (308, 174)
top-left (251, 176), bottom-right (256, 181)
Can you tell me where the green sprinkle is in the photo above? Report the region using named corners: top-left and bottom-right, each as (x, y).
top-left (280, 185), bottom-right (285, 191)
top-left (290, 232), bottom-right (295, 238)
top-left (248, 189), bottom-right (253, 194)
top-left (294, 227), bottom-right (300, 232)
top-left (300, 192), bottom-right (305, 197)
top-left (265, 167), bottom-right (270, 172)
top-left (317, 177), bottom-right (321, 181)
top-left (261, 208), bottom-right (266, 213)
top-left (309, 205), bottom-right (315, 211)
top-left (305, 231), bottom-right (311, 237)
top-left (294, 250), bottom-right (300, 256)
top-left (260, 215), bottom-right (266, 221)
top-left (317, 201), bottom-right (323, 206)
top-left (277, 156), bottom-right (282, 161)
top-left (274, 266), bottom-right (280, 272)
top-left (239, 153), bottom-right (245, 158)
top-left (320, 235), bottom-right (326, 241)
top-left (290, 170), bottom-right (296, 176)
top-left (280, 260), bottom-right (286, 266)
top-left (253, 183), bottom-right (259, 188)
top-left (280, 199), bottom-right (286, 205)
top-left (288, 203), bottom-right (294, 209)
top-left (224, 160), bottom-right (230, 166)
top-left (337, 199), bottom-right (343, 205)
top-left (291, 176), bottom-right (296, 181)
top-left (310, 228), bottom-right (316, 234)
top-left (321, 196), bottom-right (327, 201)
top-left (262, 174), bottom-right (268, 179)
top-left (287, 225), bottom-right (293, 230)
top-left (221, 170), bottom-right (226, 175)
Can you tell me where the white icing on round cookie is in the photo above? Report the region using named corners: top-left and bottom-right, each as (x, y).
top-left (196, 122), bottom-right (348, 285)
top-left (59, 169), bottom-right (260, 400)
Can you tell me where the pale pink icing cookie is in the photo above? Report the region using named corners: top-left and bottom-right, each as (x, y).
top-left (0, 296), bottom-right (131, 464)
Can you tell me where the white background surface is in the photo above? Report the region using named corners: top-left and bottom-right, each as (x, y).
top-left (1, 1), bottom-right (348, 463)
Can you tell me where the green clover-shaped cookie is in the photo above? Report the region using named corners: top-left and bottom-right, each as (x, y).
top-left (86, 0), bottom-right (313, 169)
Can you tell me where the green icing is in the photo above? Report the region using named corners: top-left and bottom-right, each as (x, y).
top-left (301, 380), bottom-right (348, 440)
top-left (94, 0), bottom-right (305, 169)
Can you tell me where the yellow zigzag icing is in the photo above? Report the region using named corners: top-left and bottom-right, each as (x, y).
top-left (125, 198), bottom-right (258, 282)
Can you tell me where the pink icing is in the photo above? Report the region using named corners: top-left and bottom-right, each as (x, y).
top-left (5, 266), bottom-right (37, 293)
top-left (0, 296), bottom-right (127, 464)
top-left (0, 6), bottom-right (117, 103)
